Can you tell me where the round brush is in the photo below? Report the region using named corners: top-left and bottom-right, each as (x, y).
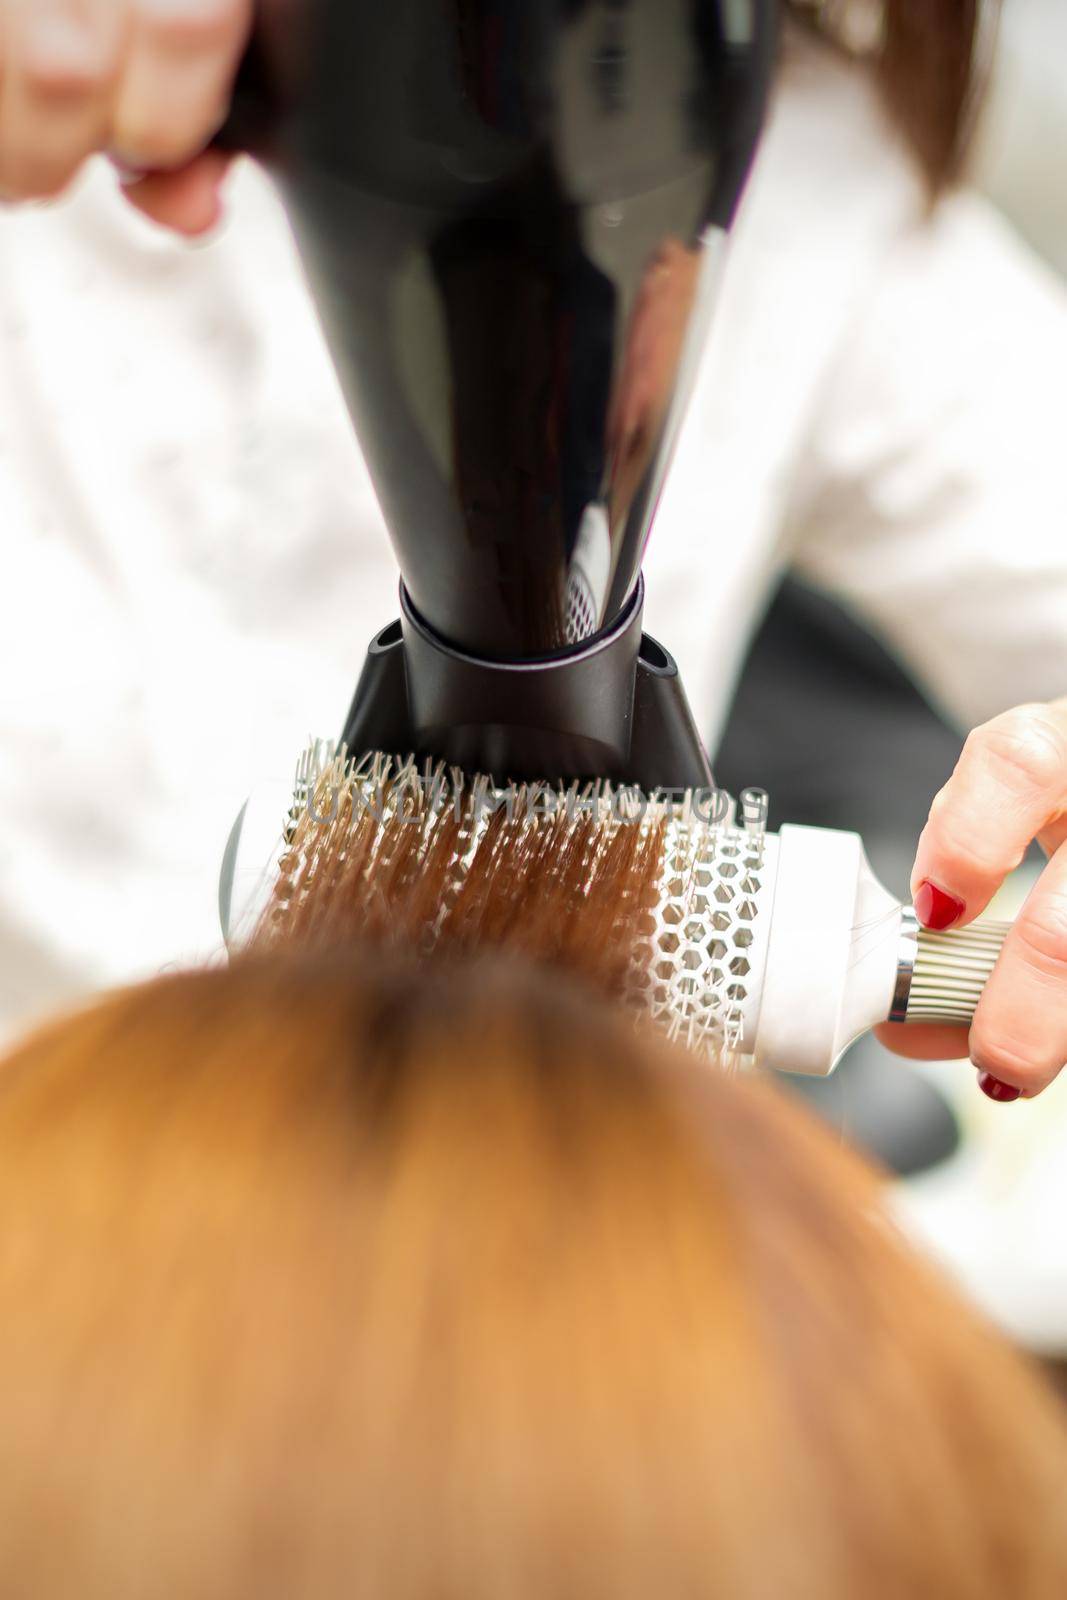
top-left (221, 745), bottom-right (1007, 1077)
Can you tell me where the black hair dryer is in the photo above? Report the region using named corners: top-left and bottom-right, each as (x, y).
top-left (226, 0), bottom-right (777, 788)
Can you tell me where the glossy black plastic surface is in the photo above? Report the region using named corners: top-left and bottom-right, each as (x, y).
top-left (232, 0), bottom-right (777, 658)
top-left (341, 593), bottom-right (714, 790)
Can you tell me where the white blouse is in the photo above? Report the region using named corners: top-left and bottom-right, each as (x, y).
top-left (1, 29), bottom-right (1066, 1038)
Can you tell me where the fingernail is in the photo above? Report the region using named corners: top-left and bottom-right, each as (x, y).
top-left (976, 1070), bottom-right (1022, 1103)
top-left (109, 154), bottom-right (152, 188)
top-left (913, 879), bottom-right (965, 931)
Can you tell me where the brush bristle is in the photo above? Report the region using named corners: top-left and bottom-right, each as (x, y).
top-left (251, 747), bottom-right (669, 1004)
top-left (245, 744), bottom-right (769, 1069)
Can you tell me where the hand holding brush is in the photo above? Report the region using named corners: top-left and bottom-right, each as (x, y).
top-left (876, 698), bottom-right (1067, 1103)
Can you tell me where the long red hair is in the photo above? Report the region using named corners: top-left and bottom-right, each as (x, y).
top-left (0, 948), bottom-right (1063, 1597)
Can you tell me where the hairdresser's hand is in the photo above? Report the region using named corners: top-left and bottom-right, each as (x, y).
top-left (876, 699), bottom-right (1067, 1101)
top-left (0, 0), bottom-right (251, 235)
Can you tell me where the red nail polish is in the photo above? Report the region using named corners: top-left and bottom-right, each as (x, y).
top-left (976, 1071), bottom-right (1022, 1103)
top-left (913, 880), bottom-right (965, 931)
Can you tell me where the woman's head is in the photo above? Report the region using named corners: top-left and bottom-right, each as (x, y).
top-left (0, 948), bottom-right (1064, 1599)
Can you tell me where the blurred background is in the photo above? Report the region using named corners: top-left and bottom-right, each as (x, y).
top-left (979, 0), bottom-right (1067, 276)
top-left (716, 0), bottom-right (1067, 1365)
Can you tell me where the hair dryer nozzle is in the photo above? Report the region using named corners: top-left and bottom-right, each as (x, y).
top-left (341, 582), bottom-right (712, 791)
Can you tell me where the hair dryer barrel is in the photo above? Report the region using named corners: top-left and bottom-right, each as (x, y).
top-left (223, 0), bottom-right (777, 660)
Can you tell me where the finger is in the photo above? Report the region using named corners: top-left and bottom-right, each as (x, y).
top-left (1038, 812), bottom-right (1067, 859)
top-left (873, 1022), bottom-right (971, 1063)
top-left (968, 838), bottom-right (1067, 1097)
top-left (0, 0), bottom-right (126, 198)
top-left (122, 148), bottom-right (230, 235)
top-left (910, 699), bottom-right (1067, 929)
top-left (111, 0), bottom-right (250, 171)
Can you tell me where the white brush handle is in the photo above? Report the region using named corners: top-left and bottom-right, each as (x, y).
top-left (891, 913), bottom-right (1011, 1025)
top-left (750, 828), bottom-right (1011, 1076)
top-left (753, 825), bottom-right (901, 1076)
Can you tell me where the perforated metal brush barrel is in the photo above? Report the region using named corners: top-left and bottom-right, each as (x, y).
top-left (633, 790), bottom-right (775, 1058)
